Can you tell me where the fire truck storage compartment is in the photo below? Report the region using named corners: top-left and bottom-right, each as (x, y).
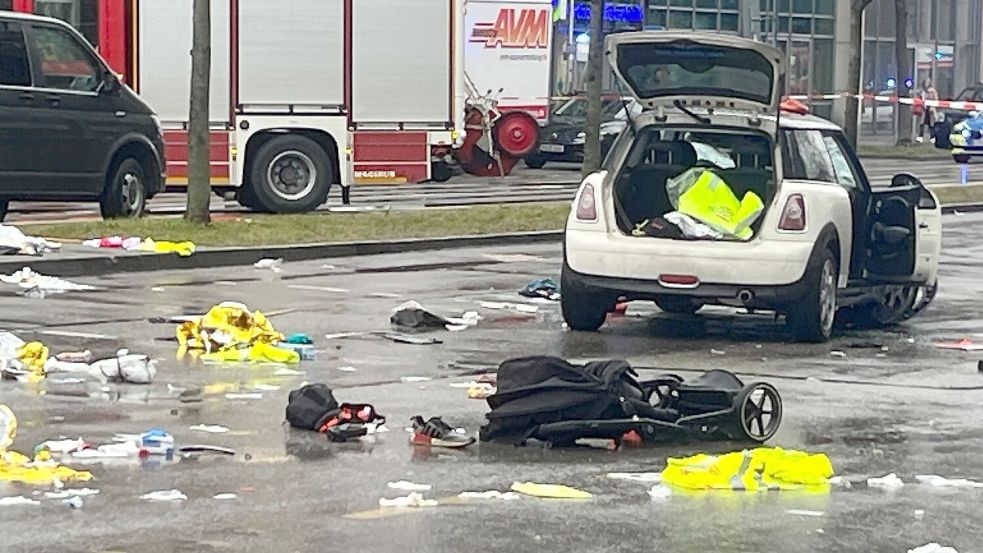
top-left (238, 0), bottom-right (344, 109)
top-left (351, 0), bottom-right (452, 126)
top-left (137, 0), bottom-right (231, 125)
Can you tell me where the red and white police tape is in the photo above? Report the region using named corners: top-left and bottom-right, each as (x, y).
top-left (787, 92), bottom-right (982, 112)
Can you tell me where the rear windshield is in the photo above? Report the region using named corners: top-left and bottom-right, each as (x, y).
top-left (616, 43), bottom-right (774, 106)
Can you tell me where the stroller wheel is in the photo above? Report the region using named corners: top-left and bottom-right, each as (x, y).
top-left (735, 383), bottom-right (782, 443)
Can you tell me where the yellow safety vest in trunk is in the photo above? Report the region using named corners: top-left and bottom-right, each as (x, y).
top-left (677, 171), bottom-right (764, 240)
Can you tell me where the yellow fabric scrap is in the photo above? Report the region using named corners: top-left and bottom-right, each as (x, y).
top-left (661, 447), bottom-right (835, 492)
top-left (510, 482), bottom-right (592, 499)
top-left (139, 238), bottom-right (196, 257)
top-left (0, 405), bottom-right (92, 485)
top-left (177, 302), bottom-right (297, 364)
top-left (677, 170), bottom-right (764, 241)
top-left (15, 341), bottom-right (48, 382)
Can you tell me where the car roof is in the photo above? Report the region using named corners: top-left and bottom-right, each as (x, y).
top-left (0, 9), bottom-right (74, 26)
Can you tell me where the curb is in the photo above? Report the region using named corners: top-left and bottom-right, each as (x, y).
top-left (0, 230), bottom-right (565, 278)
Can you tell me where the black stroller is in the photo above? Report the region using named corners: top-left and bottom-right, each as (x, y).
top-left (480, 356), bottom-right (782, 447)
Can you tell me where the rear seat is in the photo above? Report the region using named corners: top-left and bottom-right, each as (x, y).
top-left (620, 143), bottom-right (697, 225)
top-left (715, 167), bottom-right (773, 200)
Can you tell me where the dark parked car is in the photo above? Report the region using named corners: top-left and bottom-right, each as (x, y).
top-left (934, 83), bottom-right (983, 149)
top-left (0, 11), bottom-right (165, 222)
top-left (524, 95), bottom-right (640, 168)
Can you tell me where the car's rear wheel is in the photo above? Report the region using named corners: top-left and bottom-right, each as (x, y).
top-left (654, 296), bottom-right (703, 315)
top-left (954, 154), bottom-right (971, 164)
top-left (561, 266), bottom-right (611, 332)
top-left (787, 248), bottom-right (838, 343)
top-left (844, 285), bottom-right (918, 328)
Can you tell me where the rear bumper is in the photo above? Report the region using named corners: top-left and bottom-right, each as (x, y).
top-left (564, 261), bottom-right (811, 308)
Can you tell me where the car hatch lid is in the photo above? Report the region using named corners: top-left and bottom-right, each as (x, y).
top-left (605, 32), bottom-right (784, 116)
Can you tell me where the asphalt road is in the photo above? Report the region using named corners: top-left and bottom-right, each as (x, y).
top-left (5, 156), bottom-right (981, 224)
top-left (0, 214), bottom-right (982, 552)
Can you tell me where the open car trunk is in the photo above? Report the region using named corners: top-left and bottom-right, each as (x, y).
top-left (613, 127), bottom-right (777, 241)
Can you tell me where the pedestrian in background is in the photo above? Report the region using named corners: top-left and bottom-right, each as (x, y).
top-left (917, 78), bottom-right (940, 143)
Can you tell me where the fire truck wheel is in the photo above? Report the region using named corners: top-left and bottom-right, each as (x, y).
top-left (249, 135), bottom-right (332, 213)
top-left (100, 158), bottom-right (147, 219)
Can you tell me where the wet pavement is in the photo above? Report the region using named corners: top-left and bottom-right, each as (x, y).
top-left (2, 214), bottom-right (983, 552)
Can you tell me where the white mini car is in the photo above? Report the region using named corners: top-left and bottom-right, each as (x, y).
top-left (562, 33), bottom-right (942, 342)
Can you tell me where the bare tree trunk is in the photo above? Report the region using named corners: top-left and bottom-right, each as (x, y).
top-left (581, 0), bottom-right (604, 178)
top-left (894, 0), bottom-right (913, 145)
top-left (843, 0), bottom-right (875, 148)
top-left (185, 0), bottom-right (211, 224)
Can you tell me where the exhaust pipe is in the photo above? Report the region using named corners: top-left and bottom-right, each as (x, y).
top-left (737, 289), bottom-right (755, 306)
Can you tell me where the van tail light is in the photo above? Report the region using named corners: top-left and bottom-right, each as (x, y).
top-left (576, 184), bottom-right (598, 221)
top-left (778, 194), bottom-right (806, 231)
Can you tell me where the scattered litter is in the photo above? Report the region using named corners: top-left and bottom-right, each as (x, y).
top-left (177, 302), bottom-right (300, 365)
top-left (0, 405), bottom-right (93, 485)
top-left (140, 489), bottom-right (187, 502)
top-left (324, 331), bottom-right (370, 340)
top-left (510, 482), bottom-right (592, 500)
top-left (606, 472), bottom-right (663, 483)
top-left (225, 393), bottom-right (263, 400)
top-left (401, 376), bottom-right (431, 383)
top-left (0, 267), bottom-right (96, 297)
top-left (178, 445), bottom-right (236, 456)
top-left (45, 349), bottom-right (158, 384)
top-left (286, 383), bottom-right (386, 440)
top-left (934, 339), bottom-right (983, 352)
top-left (285, 333), bottom-right (313, 345)
top-left (0, 225), bottom-right (61, 256)
top-left (0, 333), bottom-right (48, 382)
top-left (410, 416), bottom-right (475, 448)
top-left (0, 496), bottom-right (40, 506)
top-left (55, 350), bottom-right (92, 364)
top-left (786, 509), bottom-right (825, 517)
top-left (378, 332), bottom-right (442, 346)
top-left (44, 488), bottom-right (99, 499)
top-left (254, 384), bottom-right (280, 392)
top-left (278, 342), bottom-right (315, 361)
top-left (64, 496), bottom-right (84, 509)
top-left (519, 278), bottom-right (560, 301)
top-left (135, 238), bottom-right (196, 257)
top-left (478, 301), bottom-right (540, 314)
top-left (72, 441), bottom-right (140, 459)
top-left (914, 509), bottom-right (925, 518)
top-left (827, 476), bottom-right (852, 488)
top-left (189, 425), bottom-right (229, 434)
top-left (337, 366), bottom-right (357, 373)
top-left (907, 544), bottom-right (959, 553)
top-left (390, 301), bottom-right (452, 330)
top-left (648, 485), bottom-right (672, 500)
top-left (379, 492), bottom-right (437, 508)
top-left (710, 349), bottom-right (726, 356)
top-left (467, 383), bottom-right (496, 399)
top-left (387, 481), bottom-right (432, 492)
top-left (37, 438), bottom-right (86, 454)
top-left (662, 448), bottom-right (834, 491)
top-left (829, 351), bottom-right (847, 358)
top-left (82, 235), bottom-right (141, 250)
top-left (214, 493), bottom-right (237, 500)
top-left (151, 287), bottom-right (166, 293)
top-left (458, 490), bottom-right (519, 501)
top-left (915, 474), bottom-right (983, 488)
top-left (254, 258), bottom-right (283, 273)
top-left (867, 473), bottom-right (905, 490)
top-left (274, 367), bottom-right (304, 377)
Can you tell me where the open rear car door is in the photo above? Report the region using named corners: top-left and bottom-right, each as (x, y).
top-left (605, 32), bottom-right (784, 137)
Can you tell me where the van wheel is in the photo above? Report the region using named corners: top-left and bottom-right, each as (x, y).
top-left (0, 200), bottom-right (7, 222)
top-left (654, 296), bottom-right (703, 315)
top-left (431, 161), bottom-right (453, 182)
top-left (561, 266), bottom-right (611, 331)
top-left (100, 158), bottom-right (147, 219)
top-left (787, 248), bottom-right (838, 343)
top-left (249, 135), bottom-right (331, 213)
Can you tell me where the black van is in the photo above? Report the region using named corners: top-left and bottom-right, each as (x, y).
top-left (0, 11), bottom-right (165, 222)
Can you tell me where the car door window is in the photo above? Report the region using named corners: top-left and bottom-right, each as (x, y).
top-left (785, 129), bottom-right (836, 183)
top-left (0, 21), bottom-right (32, 87)
top-left (30, 25), bottom-right (99, 92)
top-left (822, 133), bottom-right (860, 189)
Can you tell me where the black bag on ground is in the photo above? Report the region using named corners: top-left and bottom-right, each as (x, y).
top-left (286, 383), bottom-right (340, 431)
top-left (480, 356), bottom-right (666, 445)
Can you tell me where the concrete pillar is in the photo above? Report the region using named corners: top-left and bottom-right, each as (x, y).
top-left (831, 0), bottom-right (855, 126)
top-left (740, 0), bottom-right (760, 39)
top-left (954, 0), bottom-right (973, 91)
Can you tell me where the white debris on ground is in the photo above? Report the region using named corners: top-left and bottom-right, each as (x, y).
top-left (606, 472), bottom-right (663, 483)
top-left (140, 489), bottom-right (187, 502)
top-left (0, 496), bottom-right (41, 506)
top-left (647, 485), bottom-right (672, 501)
top-left (45, 350), bottom-right (158, 384)
top-left (0, 225), bottom-right (61, 256)
top-left (867, 473), bottom-right (905, 489)
top-left (254, 258), bottom-right (284, 273)
top-left (387, 481), bottom-right (432, 492)
top-left (786, 509), bottom-right (825, 517)
top-left (189, 424), bottom-right (229, 434)
top-left (915, 475), bottom-right (983, 488)
top-left (478, 301), bottom-right (540, 314)
top-left (379, 492), bottom-right (437, 508)
top-left (213, 493), bottom-right (238, 500)
top-left (0, 267), bottom-right (96, 297)
top-left (458, 490), bottom-right (520, 501)
top-left (907, 543), bottom-right (959, 553)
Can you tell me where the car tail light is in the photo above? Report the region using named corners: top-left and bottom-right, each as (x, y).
top-left (576, 184), bottom-right (598, 221)
top-left (778, 194), bottom-right (806, 231)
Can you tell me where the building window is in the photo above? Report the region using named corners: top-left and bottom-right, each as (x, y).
top-left (648, 0), bottom-right (740, 32)
top-left (0, 0), bottom-right (12, 11)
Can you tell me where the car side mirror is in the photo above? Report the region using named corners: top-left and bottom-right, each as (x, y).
top-left (97, 71), bottom-right (119, 95)
top-left (891, 173), bottom-right (922, 188)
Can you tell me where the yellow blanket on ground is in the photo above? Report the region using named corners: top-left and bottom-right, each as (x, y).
top-left (177, 302), bottom-right (299, 364)
top-left (661, 447), bottom-right (835, 492)
top-left (0, 405), bottom-right (92, 485)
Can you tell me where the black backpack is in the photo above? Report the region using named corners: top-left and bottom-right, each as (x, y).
top-left (286, 384), bottom-right (340, 431)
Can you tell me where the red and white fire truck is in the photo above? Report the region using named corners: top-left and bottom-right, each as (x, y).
top-left (4, 0), bottom-right (552, 212)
